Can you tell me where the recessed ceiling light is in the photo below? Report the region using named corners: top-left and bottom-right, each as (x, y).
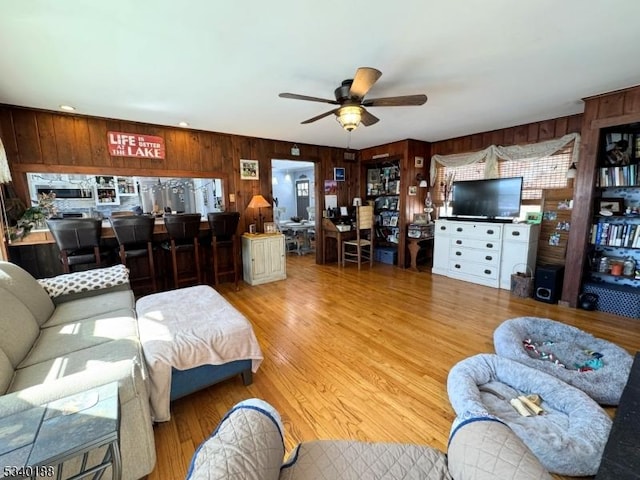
top-left (177, 121), bottom-right (189, 127)
top-left (59, 105), bottom-right (76, 112)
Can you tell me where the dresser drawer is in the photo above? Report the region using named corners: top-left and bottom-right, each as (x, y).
top-left (450, 237), bottom-right (500, 251)
top-left (448, 259), bottom-right (499, 279)
top-left (504, 224), bottom-right (535, 243)
top-left (449, 247), bottom-right (500, 266)
top-left (449, 222), bottom-right (502, 240)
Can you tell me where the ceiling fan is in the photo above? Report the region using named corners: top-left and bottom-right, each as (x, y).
top-left (279, 67), bottom-right (428, 132)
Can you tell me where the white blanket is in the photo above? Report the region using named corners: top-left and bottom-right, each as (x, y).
top-left (136, 285), bottom-right (264, 422)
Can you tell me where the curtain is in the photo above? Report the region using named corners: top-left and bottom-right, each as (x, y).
top-left (1, 137), bottom-right (12, 259)
top-left (430, 132), bottom-right (580, 186)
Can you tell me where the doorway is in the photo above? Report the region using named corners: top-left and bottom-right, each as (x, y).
top-left (270, 159), bottom-right (315, 222)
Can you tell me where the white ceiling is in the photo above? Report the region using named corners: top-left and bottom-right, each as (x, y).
top-left (1, 1), bottom-right (639, 150)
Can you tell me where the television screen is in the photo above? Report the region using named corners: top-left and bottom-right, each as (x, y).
top-left (451, 177), bottom-right (523, 219)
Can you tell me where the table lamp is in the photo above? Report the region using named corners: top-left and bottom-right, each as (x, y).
top-left (247, 194), bottom-right (271, 232)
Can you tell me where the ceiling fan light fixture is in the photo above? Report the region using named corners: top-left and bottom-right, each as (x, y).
top-left (337, 105), bottom-right (362, 131)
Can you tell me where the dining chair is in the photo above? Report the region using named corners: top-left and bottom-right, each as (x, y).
top-left (207, 212), bottom-right (240, 290)
top-left (46, 218), bottom-right (105, 273)
top-left (109, 215), bottom-right (157, 293)
top-left (342, 205), bottom-right (374, 270)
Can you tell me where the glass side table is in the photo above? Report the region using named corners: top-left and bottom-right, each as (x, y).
top-left (0, 382), bottom-right (121, 480)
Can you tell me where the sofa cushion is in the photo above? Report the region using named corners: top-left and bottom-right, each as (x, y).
top-left (0, 349), bottom-right (13, 394)
top-left (0, 261), bottom-right (54, 326)
top-left (9, 338), bottom-right (145, 404)
top-left (45, 290), bottom-right (135, 327)
top-left (19, 309), bottom-right (138, 368)
top-left (280, 440), bottom-right (451, 480)
top-left (37, 264), bottom-right (130, 299)
top-left (0, 290), bottom-right (40, 367)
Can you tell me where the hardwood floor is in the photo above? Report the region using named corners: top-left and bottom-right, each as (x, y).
top-left (148, 254), bottom-right (640, 480)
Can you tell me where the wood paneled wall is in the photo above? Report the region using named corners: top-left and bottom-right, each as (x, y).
top-left (563, 85), bottom-right (640, 306)
top-left (430, 114), bottom-right (583, 156)
top-left (0, 105), bottom-right (359, 262)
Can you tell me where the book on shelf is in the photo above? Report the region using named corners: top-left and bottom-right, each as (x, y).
top-left (591, 221), bottom-right (640, 248)
top-left (598, 164), bottom-right (638, 187)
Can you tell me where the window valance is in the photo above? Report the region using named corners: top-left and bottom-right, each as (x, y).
top-left (429, 133), bottom-right (580, 186)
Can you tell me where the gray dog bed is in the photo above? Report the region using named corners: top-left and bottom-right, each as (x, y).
top-left (447, 353), bottom-right (611, 476)
top-left (493, 316), bottom-right (632, 405)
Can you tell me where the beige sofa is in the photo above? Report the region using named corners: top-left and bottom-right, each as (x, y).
top-left (0, 261), bottom-right (156, 480)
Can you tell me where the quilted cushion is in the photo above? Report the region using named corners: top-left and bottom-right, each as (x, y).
top-left (187, 399), bottom-right (285, 480)
top-left (280, 440), bottom-right (450, 480)
top-left (447, 417), bottom-right (551, 480)
top-left (37, 264), bottom-right (130, 299)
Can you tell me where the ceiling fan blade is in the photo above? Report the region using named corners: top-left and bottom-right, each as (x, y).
top-left (363, 94), bottom-right (428, 107)
top-left (360, 109), bottom-right (380, 127)
top-left (349, 67), bottom-right (382, 100)
top-left (279, 92), bottom-right (339, 105)
top-left (301, 108), bottom-right (340, 124)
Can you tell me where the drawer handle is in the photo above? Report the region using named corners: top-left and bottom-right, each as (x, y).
top-left (484, 269), bottom-right (492, 275)
top-left (455, 251), bottom-right (462, 256)
top-left (485, 255), bottom-right (492, 261)
top-left (440, 226), bottom-right (447, 230)
top-left (486, 243), bottom-right (493, 248)
top-left (487, 229), bottom-right (494, 235)
top-left (456, 227), bottom-right (463, 232)
top-left (454, 264), bottom-right (461, 269)
top-left (456, 240), bottom-right (462, 245)
top-left (512, 231), bottom-right (521, 236)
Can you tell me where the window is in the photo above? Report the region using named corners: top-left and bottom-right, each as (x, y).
top-left (433, 145), bottom-right (573, 206)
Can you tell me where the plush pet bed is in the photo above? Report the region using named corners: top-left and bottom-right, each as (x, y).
top-left (493, 316), bottom-right (632, 405)
top-left (447, 353), bottom-right (612, 476)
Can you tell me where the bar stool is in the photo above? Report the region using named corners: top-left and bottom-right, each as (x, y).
top-left (207, 212), bottom-right (240, 290)
top-left (46, 218), bottom-right (105, 273)
top-left (109, 215), bottom-right (157, 293)
top-left (162, 214), bottom-right (202, 289)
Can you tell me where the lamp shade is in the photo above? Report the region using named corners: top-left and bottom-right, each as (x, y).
top-left (336, 106), bottom-right (362, 132)
top-left (247, 194), bottom-right (271, 209)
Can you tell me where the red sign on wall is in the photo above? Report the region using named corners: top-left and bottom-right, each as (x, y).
top-left (107, 131), bottom-right (165, 159)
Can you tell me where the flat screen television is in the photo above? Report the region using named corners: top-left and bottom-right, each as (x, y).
top-left (451, 177), bottom-right (523, 219)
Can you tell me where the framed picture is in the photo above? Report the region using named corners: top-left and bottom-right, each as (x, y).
top-left (599, 198), bottom-right (625, 215)
top-left (240, 159), bottom-right (259, 180)
top-left (408, 185), bottom-right (417, 196)
top-left (413, 213), bottom-right (428, 225)
top-left (414, 156), bottom-right (424, 168)
top-left (248, 224), bottom-right (257, 234)
top-left (389, 215), bottom-right (398, 227)
top-left (334, 167), bottom-right (346, 182)
top-left (264, 222), bottom-right (276, 234)
top-left (525, 212), bottom-right (542, 224)
top-left (367, 168), bottom-right (380, 184)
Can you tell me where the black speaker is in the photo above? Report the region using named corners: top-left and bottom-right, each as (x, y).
top-left (534, 265), bottom-right (565, 304)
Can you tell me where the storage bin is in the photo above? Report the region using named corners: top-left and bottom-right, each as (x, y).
top-left (374, 247), bottom-right (397, 265)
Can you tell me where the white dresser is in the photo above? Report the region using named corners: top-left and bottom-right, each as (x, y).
top-left (241, 234), bottom-right (286, 286)
top-left (432, 219), bottom-right (539, 289)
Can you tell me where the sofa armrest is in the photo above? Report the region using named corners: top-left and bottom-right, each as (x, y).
top-left (186, 399), bottom-right (285, 480)
top-left (37, 265), bottom-right (131, 304)
top-left (447, 416), bottom-right (552, 480)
